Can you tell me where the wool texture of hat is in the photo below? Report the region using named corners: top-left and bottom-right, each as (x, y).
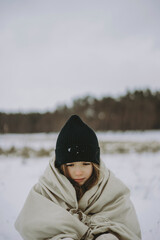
top-left (55, 115), bottom-right (100, 168)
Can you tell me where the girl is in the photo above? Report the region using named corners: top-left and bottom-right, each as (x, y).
top-left (15, 115), bottom-right (141, 240)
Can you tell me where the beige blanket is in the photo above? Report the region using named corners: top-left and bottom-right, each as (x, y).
top-left (15, 159), bottom-right (141, 240)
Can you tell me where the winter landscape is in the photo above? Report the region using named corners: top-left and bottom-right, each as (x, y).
top-left (0, 131), bottom-right (160, 240)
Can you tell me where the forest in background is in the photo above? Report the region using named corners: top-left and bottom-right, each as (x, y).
top-left (0, 89), bottom-right (160, 133)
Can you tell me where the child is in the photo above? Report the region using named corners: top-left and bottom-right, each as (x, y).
top-left (15, 115), bottom-right (141, 240)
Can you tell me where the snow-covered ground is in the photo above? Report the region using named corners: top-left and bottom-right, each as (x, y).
top-left (0, 131), bottom-right (160, 240)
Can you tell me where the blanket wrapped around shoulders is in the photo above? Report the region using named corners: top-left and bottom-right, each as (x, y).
top-left (15, 159), bottom-right (141, 240)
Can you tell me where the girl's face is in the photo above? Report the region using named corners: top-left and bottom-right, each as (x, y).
top-left (66, 161), bottom-right (93, 186)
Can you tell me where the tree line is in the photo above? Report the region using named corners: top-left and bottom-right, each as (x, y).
top-left (0, 89), bottom-right (160, 133)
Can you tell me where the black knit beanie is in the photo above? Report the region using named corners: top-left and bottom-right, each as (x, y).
top-left (55, 115), bottom-right (100, 168)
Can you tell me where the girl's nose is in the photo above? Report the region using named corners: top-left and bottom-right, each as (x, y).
top-left (75, 167), bottom-right (83, 175)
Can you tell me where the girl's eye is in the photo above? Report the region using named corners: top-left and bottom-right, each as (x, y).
top-left (83, 162), bottom-right (91, 166)
top-left (66, 164), bottom-right (74, 167)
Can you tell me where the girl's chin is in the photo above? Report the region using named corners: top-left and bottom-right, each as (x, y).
top-left (78, 182), bottom-right (85, 186)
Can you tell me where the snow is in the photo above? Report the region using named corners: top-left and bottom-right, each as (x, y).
top-left (97, 130), bottom-right (160, 142)
top-left (0, 131), bottom-right (160, 240)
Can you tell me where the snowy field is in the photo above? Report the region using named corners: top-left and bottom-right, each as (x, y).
top-left (0, 131), bottom-right (160, 240)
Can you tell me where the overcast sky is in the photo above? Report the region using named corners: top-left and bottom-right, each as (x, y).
top-left (1, 0), bottom-right (160, 112)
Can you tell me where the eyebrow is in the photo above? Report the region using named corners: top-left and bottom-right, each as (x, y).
top-left (66, 161), bottom-right (91, 165)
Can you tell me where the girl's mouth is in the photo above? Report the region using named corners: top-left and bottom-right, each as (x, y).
top-left (74, 178), bottom-right (85, 183)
